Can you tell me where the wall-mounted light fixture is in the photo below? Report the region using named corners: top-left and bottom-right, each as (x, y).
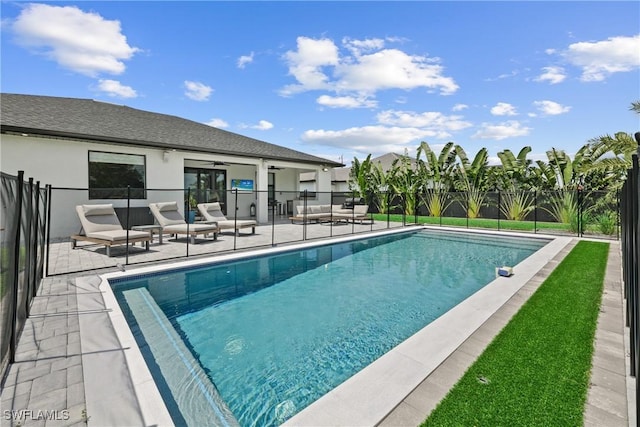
top-left (322, 166), bottom-right (329, 172)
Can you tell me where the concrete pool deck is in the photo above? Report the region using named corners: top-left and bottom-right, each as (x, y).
top-left (0, 225), bottom-right (633, 426)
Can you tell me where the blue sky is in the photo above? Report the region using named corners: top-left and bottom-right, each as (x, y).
top-left (2, 1), bottom-right (639, 166)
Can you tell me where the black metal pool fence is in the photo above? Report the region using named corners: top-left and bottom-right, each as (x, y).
top-left (41, 186), bottom-right (620, 277)
top-left (621, 134), bottom-right (640, 420)
top-left (0, 171), bottom-right (48, 384)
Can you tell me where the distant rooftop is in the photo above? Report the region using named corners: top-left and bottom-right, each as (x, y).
top-left (301, 152), bottom-right (414, 183)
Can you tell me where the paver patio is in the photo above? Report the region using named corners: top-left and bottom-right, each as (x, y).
top-left (0, 223), bottom-right (634, 426)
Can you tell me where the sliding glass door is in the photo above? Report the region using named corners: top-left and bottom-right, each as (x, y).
top-left (184, 167), bottom-right (227, 214)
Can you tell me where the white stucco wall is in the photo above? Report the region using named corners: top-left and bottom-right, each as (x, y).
top-left (1, 134), bottom-right (331, 238)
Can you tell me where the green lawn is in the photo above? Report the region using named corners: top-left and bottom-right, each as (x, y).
top-left (422, 240), bottom-right (609, 426)
top-left (371, 213), bottom-right (571, 232)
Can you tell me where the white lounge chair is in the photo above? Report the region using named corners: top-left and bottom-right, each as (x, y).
top-left (197, 202), bottom-right (256, 236)
top-left (149, 201), bottom-right (219, 244)
top-left (72, 204), bottom-right (151, 256)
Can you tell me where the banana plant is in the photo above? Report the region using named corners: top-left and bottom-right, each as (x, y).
top-left (388, 150), bottom-right (421, 216)
top-left (369, 161), bottom-right (392, 214)
top-left (416, 141), bottom-right (457, 217)
top-left (348, 154), bottom-right (373, 199)
top-left (454, 146), bottom-right (489, 218)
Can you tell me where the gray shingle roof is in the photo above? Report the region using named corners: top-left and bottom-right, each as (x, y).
top-left (0, 93), bottom-right (343, 167)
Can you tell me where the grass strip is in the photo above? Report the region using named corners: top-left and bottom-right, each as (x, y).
top-left (422, 240), bottom-right (609, 427)
top-left (370, 214), bottom-right (570, 232)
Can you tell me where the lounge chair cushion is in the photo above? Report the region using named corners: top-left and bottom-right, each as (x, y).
top-left (85, 229), bottom-right (151, 242)
top-left (353, 205), bottom-right (369, 215)
top-left (198, 203), bottom-right (257, 230)
top-left (156, 201), bottom-right (180, 212)
top-left (149, 202), bottom-right (186, 226)
top-left (199, 202), bottom-right (227, 220)
top-left (82, 204), bottom-right (116, 217)
top-left (76, 204), bottom-right (123, 233)
top-left (163, 223), bottom-right (218, 234)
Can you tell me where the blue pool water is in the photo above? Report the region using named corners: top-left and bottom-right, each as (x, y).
top-left (111, 229), bottom-right (548, 426)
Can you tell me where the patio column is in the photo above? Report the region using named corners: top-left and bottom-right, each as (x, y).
top-left (316, 167), bottom-right (332, 204)
top-left (255, 160), bottom-right (269, 223)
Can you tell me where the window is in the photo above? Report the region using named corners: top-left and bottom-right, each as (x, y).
top-left (88, 151), bottom-right (146, 199)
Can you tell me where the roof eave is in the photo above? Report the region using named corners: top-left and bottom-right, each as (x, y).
top-left (1, 125), bottom-right (344, 168)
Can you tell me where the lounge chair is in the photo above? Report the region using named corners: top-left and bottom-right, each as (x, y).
top-left (344, 205), bottom-right (373, 224)
top-left (197, 202), bottom-right (256, 236)
top-left (72, 204), bottom-right (151, 256)
top-left (149, 202), bottom-right (219, 244)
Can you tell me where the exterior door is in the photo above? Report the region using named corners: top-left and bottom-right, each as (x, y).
top-left (184, 167), bottom-right (227, 214)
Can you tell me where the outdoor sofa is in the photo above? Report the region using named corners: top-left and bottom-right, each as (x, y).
top-left (197, 202), bottom-right (256, 235)
top-left (71, 204), bottom-right (151, 256)
top-left (289, 204), bottom-right (372, 224)
top-left (149, 201), bottom-right (219, 244)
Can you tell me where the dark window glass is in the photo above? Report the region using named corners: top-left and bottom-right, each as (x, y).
top-left (184, 167), bottom-right (227, 214)
top-left (88, 151), bottom-right (146, 199)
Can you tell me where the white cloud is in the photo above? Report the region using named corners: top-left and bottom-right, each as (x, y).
top-left (96, 79), bottom-right (137, 98)
top-left (237, 52), bottom-right (254, 69)
top-left (184, 81), bottom-right (213, 101)
top-left (472, 121), bottom-right (531, 140)
top-left (376, 110), bottom-right (472, 135)
top-left (533, 100), bottom-right (571, 115)
top-left (562, 34), bottom-right (640, 82)
top-left (206, 118), bottom-right (229, 128)
top-left (334, 48), bottom-right (458, 95)
top-left (485, 70), bottom-right (518, 81)
top-left (535, 66), bottom-right (566, 84)
top-left (280, 36), bottom-right (458, 101)
top-left (452, 103), bottom-right (468, 111)
top-left (490, 102), bottom-right (518, 116)
top-left (252, 120), bottom-right (274, 130)
top-left (301, 125), bottom-right (433, 155)
top-left (316, 95), bottom-right (377, 109)
top-left (280, 36), bottom-right (340, 96)
top-left (342, 37), bottom-right (385, 56)
top-left (11, 3), bottom-right (139, 77)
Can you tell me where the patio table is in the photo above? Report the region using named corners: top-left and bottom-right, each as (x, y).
top-left (131, 224), bottom-right (164, 245)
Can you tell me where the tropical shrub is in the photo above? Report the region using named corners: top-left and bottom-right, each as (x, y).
top-left (594, 212), bottom-right (617, 235)
top-left (421, 190), bottom-right (452, 217)
top-left (500, 191), bottom-right (535, 221)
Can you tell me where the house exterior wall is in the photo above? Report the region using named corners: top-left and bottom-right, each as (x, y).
top-left (1, 134), bottom-right (330, 238)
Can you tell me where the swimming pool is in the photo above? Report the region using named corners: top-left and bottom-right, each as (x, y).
top-left (109, 228), bottom-right (550, 426)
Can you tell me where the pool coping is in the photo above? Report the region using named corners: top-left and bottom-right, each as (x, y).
top-left (82, 226), bottom-right (569, 426)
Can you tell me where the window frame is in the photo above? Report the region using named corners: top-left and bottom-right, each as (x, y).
top-left (88, 150), bottom-right (147, 199)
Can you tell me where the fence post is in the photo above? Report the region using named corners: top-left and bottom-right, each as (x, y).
top-left (233, 188), bottom-right (238, 251)
top-left (125, 186), bottom-right (131, 264)
top-left (386, 191), bottom-right (390, 229)
top-left (414, 191), bottom-right (419, 225)
top-left (29, 181), bottom-right (41, 300)
top-left (497, 191), bottom-right (501, 231)
top-left (271, 189), bottom-right (276, 246)
top-left (303, 190), bottom-right (308, 240)
top-left (9, 171), bottom-right (25, 364)
top-left (186, 187), bottom-right (191, 257)
top-left (577, 187), bottom-right (583, 237)
top-left (24, 178), bottom-right (34, 317)
top-left (45, 185), bottom-right (52, 277)
top-left (534, 191), bottom-right (538, 234)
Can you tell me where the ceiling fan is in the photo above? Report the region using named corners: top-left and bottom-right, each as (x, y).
top-left (268, 165), bottom-right (283, 170)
